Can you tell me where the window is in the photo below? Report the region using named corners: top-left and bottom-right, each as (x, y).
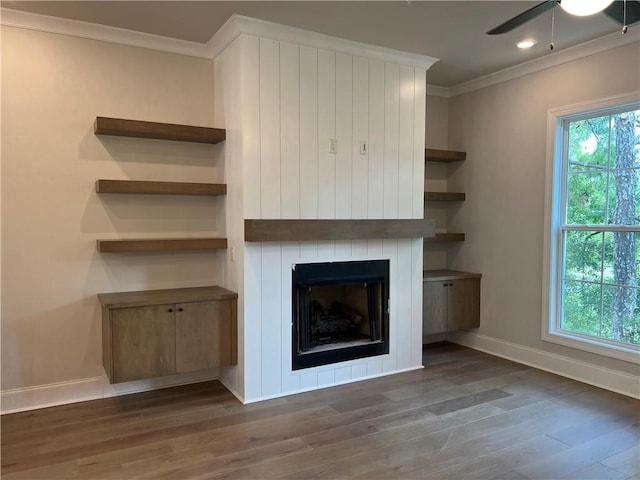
top-left (544, 94), bottom-right (640, 363)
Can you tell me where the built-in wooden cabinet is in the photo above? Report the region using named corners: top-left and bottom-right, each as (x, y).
top-left (423, 270), bottom-right (481, 334)
top-left (422, 149), bottom-right (479, 335)
top-left (95, 117), bottom-right (237, 383)
top-left (99, 286), bottom-right (237, 383)
top-left (174, 299), bottom-right (236, 374)
top-left (110, 304), bottom-right (176, 383)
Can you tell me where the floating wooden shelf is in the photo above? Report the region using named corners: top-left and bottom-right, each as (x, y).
top-left (244, 219), bottom-right (435, 242)
top-left (424, 233), bottom-right (465, 243)
top-left (425, 148), bottom-right (466, 163)
top-left (94, 117), bottom-right (225, 144)
top-left (97, 238), bottom-right (227, 253)
top-left (423, 269), bottom-right (481, 282)
top-left (96, 180), bottom-right (226, 196)
top-left (424, 191), bottom-right (466, 202)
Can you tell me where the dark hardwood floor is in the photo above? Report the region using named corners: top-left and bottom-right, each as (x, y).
top-left (2, 343), bottom-right (638, 479)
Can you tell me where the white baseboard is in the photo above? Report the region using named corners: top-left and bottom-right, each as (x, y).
top-left (1, 370), bottom-right (220, 415)
top-left (1, 365), bottom-right (426, 412)
top-left (447, 331), bottom-right (640, 399)
top-left (5, 333), bottom-right (636, 413)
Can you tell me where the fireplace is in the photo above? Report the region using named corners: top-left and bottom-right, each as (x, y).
top-left (292, 260), bottom-right (390, 370)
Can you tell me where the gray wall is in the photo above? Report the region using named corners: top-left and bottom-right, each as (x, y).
top-left (447, 42), bottom-right (639, 376)
top-left (1, 26), bottom-right (219, 394)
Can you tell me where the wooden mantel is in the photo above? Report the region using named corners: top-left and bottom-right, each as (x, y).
top-left (244, 219), bottom-right (435, 242)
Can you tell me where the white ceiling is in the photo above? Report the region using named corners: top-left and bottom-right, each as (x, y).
top-left (2, 1), bottom-right (637, 87)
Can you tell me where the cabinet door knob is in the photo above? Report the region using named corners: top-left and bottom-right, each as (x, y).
top-left (178, 307), bottom-right (184, 312)
top-left (167, 308), bottom-right (173, 313)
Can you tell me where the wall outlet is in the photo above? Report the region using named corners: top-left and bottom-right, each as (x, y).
top-left (360, 141), bottom-right (368, 155)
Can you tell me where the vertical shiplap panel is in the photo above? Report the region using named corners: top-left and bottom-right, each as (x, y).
top-left (398, 66), bottom-right (415, 218)
top-left (395, 238), bottom-right (412, 370)
top-left (352, 56), bottom-right (369, 256)
top-left (351, 363), bottom-right (367, 379)
top-left (351, 240), bottom-right (368, 259)
top-left (382, 240), bottom-right (398, 373)
top-left (334, 366), bottom-right (352, 384)
top-left (280, 42), bottom-right (301, 219)
top-left (413, 69), bottom-right (426, 219)
top-left (299, 46), bottom-right (319, 219)
top-left (300, 372), bottom-right (318, 389)
top-left (300, 241), bottom-right (319, 258)
top-left (335, 53), bottom-right (353, 219)
top-left (317, 369), bottom-right (336, 386)
top-left (368, 59), bottom-right (385, 219)
top-left (367, 358), bottom-right (383, 376)
top-left (383, 63), bottom-right (400, 219)
top-left (317, 242), bottom-right (336, 264)
top-left (241, 36), bottom-right (261, 218)
top-left (243, 243), bottom-right (263, 400)
top-left (240, 35), bottom-right (262, 402)
top-left (260, 39), bottom-right (281, 218)
top-left (214, 44), bottom-right (242, 397)
top-left (334, 240), bottom-right (351, 260)
top-left (352, 56), bottom-right (369, 218)
top-left (334, 53), bottom-right (353, 259)
top-left (317, 49), bottom-right (337, 258)
top-left (261, 243), bottom-right (282, 397)
top-left (318, 49), bottom-right (336, 219)
top-left (367, 239), bottom-right (383, 258)
top-left (410, 238), bottom-right (424, 367)
top-left (281, 245), bottom-right (301, 394)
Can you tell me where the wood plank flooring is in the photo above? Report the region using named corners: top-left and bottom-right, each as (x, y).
top-left (2, 342), bottom-right (638, 479)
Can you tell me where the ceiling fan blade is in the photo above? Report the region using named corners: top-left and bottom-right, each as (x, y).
top-left (487, 1), bottom-right (557, 35)
top-left (603, 0), bottom-right (640, 26)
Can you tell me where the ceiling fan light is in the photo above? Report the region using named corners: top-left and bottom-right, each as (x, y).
top-left (560, 0), bottom-right (615, 16)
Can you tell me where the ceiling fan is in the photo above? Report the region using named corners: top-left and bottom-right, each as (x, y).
top-left (487, 0), bottom-right (640, 35)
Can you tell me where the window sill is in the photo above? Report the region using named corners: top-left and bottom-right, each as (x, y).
top-left (543, 330), bottom-right (640, 364)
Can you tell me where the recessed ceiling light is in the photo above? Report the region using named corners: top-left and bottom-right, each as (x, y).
top-left (517, 39), bottom-right (536, 49)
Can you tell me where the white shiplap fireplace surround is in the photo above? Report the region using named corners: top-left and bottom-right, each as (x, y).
top-left (213, 16), bottom-right (438, 403)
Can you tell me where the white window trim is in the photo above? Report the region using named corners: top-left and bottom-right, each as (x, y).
top-left (542, 91), bottom-right (640, 364)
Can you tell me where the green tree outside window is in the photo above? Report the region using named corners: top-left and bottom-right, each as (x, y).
top-left (561, 108), bottom-right (639, 346)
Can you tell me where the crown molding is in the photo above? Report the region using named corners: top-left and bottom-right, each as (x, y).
top-left (3, 7), bottom-right (634, 93)
top-left (426, 84), bottom-right (450, 98)
top-left (207, 14), bottom-right (439, 70)
top-left (449, 24), bottom-right (640, 98)
top-left (0, 7), bottom-right (211, 58)
top-left (0, 8), bottom-right (439, 70)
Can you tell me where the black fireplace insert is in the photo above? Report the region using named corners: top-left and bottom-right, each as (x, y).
top-left (292, 260), bottom-right (390, 370)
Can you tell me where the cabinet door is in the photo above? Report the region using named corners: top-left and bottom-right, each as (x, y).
top-left (423, 281), bottom-right (448, 334)
top-left (111, 305), bottom-right (176, 383)
top-left (448, 278), bottom-right (480, 330)
top-left (175, 300), bottom-right (234, 373)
